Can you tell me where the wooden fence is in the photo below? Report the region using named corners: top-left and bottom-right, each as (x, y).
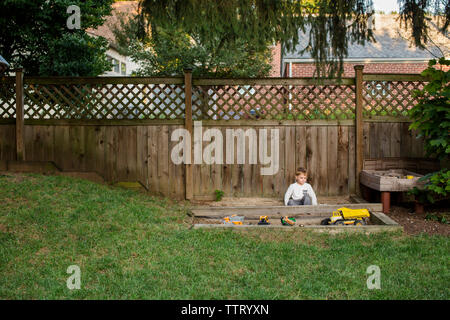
top-left (0, 68), bottom-right (434, 200)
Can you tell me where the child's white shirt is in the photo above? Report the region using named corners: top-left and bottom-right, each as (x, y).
top-left (284, 182), bottom-right (318, 206)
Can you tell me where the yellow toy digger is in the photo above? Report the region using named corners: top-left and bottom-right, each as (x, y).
top-left (321, 207), bottom-right (370, 226)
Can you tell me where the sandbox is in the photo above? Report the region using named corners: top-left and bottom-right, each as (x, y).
top-left (190, 199), bottom-right (402, 234)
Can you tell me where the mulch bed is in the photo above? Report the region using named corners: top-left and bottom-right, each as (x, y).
top-left (388, 204), bottom-right (450, 236)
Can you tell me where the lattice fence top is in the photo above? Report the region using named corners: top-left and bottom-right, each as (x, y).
top-left (192, 78), bottom-right (356, 120)
top-left (1, 77), bottom-right (185, 120)
top-left (0, 75), bottom-right (428, 121)
top-left (363, 80), bottom-right (425, 117)
top-left (192, 84), bottom-right (355, 120)
top-left (0, 77), bottom-right (16, 119)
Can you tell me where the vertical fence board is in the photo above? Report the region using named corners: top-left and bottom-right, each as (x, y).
top-left (411, 128), bottom-right (425, 158)
top-left (168, 125), bottom-right (177, 198)
top-left (84, 126), bottom-right (105, 176)
top-left (69, 126), bottom-right (86, 171)
top-left (105, 126), bottom-right (118, 183)
top-left (390, 123), bottom-right (401, 158)
top-left (176, 125), bottom-right (186, 199)
top-left (221, 127), bottom-right (232, 196)
top-left (242, 126), bottom-right (252, 197)
top-left (327, 126), bottom-right (338, 196)
top-left (158, 125), bottom-right (169, 196)
top-left (31, 126), bottom-right (45, 161)
top-left (0, 125), bottom-right (16, 161)
top-left (147, 126), bottom-right (159, 194)
top-left (201, 137), bottom-right (213, 197)
top-left (137, 126), bottom-right (148, 189)
top-left (380, 122), bottom-right (391, 157)
top-left (401, 122), bottom-right (413, 158)
top-left (295, 126), bottom-right (307, 170)
top-left (285, 126), bottom-right (295, 188)
top-left (53, 126), bottom-right (71, 171)
top-left (363, 122), bottom-right (370, 159)
top-left (15, 69), bottom-right (25, 161)
top-left (116, 126), bottom-right (127, 181)
top-left (262, 126), bottom-right (274, 196)
top-left (337, 126), bottom-right (349, 195)
top-left (127, 126), bottom-right (138, 181)
top-left (348, 126), bottom-right (356, 194)
top-left (306, 126), bottom-right (318, 192)
top-left (317, 126), bottom-right (328, 195)
top-left (369, 122), bottom-right (378, 159)
top-left (210, 126), bottom-right (223, 197)
top-left (230, 129), bottom-right (241, 196)
top-left (274, 127), bottom-right (285, 197)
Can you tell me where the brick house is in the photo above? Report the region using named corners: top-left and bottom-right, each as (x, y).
top-left (277, 14), bottom-right (449, 77)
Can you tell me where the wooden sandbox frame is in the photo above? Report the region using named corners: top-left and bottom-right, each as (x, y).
top-left (191, 203), bottom-right (402, 234)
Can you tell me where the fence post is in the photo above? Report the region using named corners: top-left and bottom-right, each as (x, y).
top-left (184, 69), bottom-right (193, 200)
top-left (354, 65), bottom-right (364, 195)
top-left (15, 68), bottom-right (25, 161)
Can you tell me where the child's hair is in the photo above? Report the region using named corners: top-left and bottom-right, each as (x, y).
top-left (295, 167), bottom-right (307, 176)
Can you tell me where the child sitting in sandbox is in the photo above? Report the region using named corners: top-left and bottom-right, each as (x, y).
top-left (284, 167), bottom-right (318, 206)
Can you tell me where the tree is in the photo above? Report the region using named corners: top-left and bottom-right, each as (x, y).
top-left (0, 0), bottom-right (114, 76)
top-left (398, 0), bottom-right (450, 49)
top-left (136, 0), bottom-right (449, 78)
top-left (112, 9), bottom-right (273, 77)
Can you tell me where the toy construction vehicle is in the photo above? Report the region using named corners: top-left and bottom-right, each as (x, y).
top-left (281, 216), bottom-right (296, 226)
top-left (258, 216), bottom-right (270, 225)
top-left (222, 215), bottom-right (244, 225)
top-left (320, 207), bottom-right (370, 226)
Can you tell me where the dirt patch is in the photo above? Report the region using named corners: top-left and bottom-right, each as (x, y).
top-left (388, 205), bottom-right (450, 236)
top-left (0, 172), bottom-right (26, 183)
top-left (35, 247), bottom-right (50, 256)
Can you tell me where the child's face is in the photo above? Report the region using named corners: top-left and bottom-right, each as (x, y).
top-left (295, 173), bottom-right (307, 185)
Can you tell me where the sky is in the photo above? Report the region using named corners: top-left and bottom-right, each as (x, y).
top-left (372, 0), bottom-right (400, 13)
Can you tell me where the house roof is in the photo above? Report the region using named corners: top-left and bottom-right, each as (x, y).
top-left (87, 1), bottom-right (138, 48)
top-left (283, 14), bottom-right (450, 61)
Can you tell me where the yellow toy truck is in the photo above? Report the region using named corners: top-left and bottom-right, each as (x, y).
top-left (321, 207), bottom-right (370, 226)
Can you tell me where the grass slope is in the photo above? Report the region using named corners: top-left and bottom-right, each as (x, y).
top-left (0, 174), bottom-right (448, 299)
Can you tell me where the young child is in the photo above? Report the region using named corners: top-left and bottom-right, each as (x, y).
top-left (284, 167), bottom-right (318, 206)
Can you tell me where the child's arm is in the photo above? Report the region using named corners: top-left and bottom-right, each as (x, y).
top-left (284, 184), bottom-right (293, 206)
top-left (308, 184), bottom-right (318, 205)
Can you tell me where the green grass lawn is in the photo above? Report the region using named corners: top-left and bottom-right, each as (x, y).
top-left (0, 173), bottom-right (448, 299)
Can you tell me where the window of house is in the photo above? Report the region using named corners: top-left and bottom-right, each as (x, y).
top-left (106, 55), bottom-right (120, 74)
top-left (113, 59), bottom-right (120, 73)
top-left (121, 62), bottom-right (127, 75)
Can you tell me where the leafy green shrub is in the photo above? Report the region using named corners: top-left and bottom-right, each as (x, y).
top-left (408, 57), bottom-right (450, 202)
